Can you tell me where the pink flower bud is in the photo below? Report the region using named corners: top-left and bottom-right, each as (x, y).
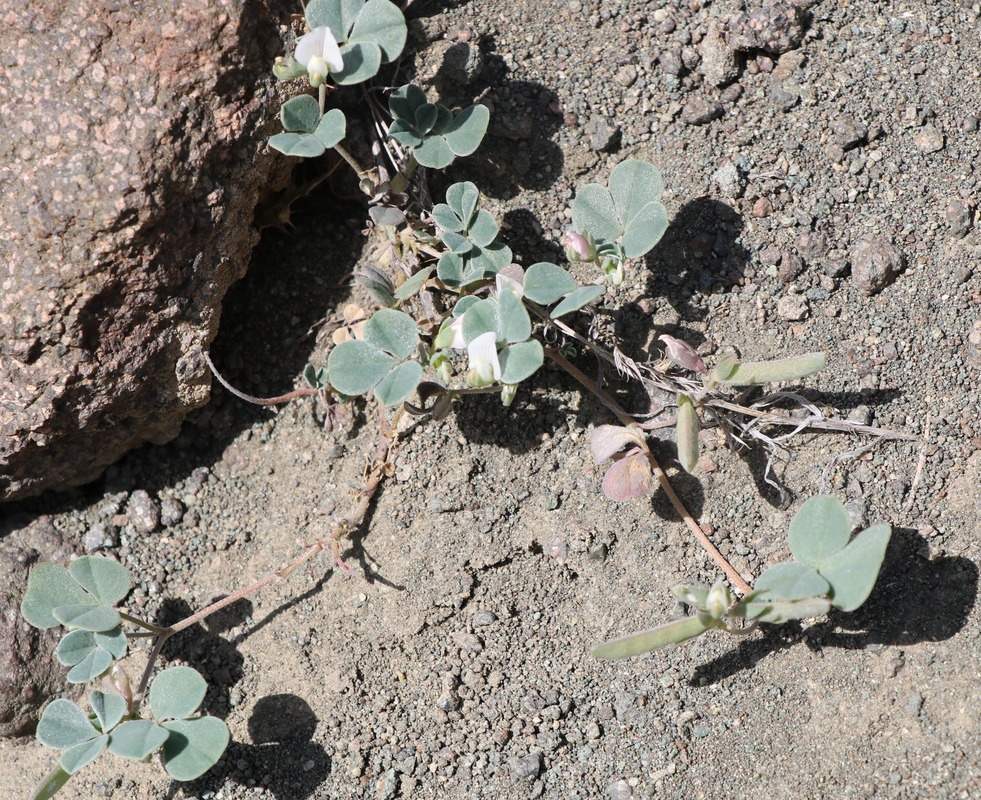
top-left (564, 231), bottom-right (596, 262)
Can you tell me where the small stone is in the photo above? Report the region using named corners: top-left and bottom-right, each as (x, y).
top-left (682, 97), bottom-right (724, 126)
top-left (727, 1), bottom-right (807, 54)
top-left (796, 232), bottom-right (828, 261)
top-left (905, 694), bottom-right (924, 716)
top-left (374, 769), bottom-right (399, 800)
top-left (824, 258), bottom-right (850, 278)
top-left (159, 496), bottom-right (185, 527)
top-left (825, 143), bottom-right (846, 164)
top-left (778, 253), bottom-right (804, 282)
top-left (585, 115), bottom-right (620, 151)
top-left (851, 235), bottom-right (906, 295)
top-left (760, 245), bottom-right (782, 266)
top-left (776, 294), bottom-right (809, 320)
top-left (472, 610), bottom-right (497, 626)
top-left (845, 497), bottom-right (868, 530)
top-left (700, 21), bottom-right (739, 87)
top-left (832, 116), bottom-right (869, 150)
top-left (83, 522), bottom-right (113, 553)
top-left (712, 162), bottom-right (746, 199)
top-left (752, 197), bottom-right (773, 217)
top-left (914, 126), bottom-right (945, 153)
top-left (953, 266), bottom-right (973, 285)
top-left (509, 752), bottom-right (543, 782)
top-left (440, 40), bottom-right (483, 86)
top-left (614, 64), bottom-right (637, 87)
top-left (943, 199), bottom-right (974, 237)
top-left (769, 81), bottom-right (799, 111)
top-left (126, 490), bottom-right (160, 534)
top-left (500, 111), bottom-right (534, 140)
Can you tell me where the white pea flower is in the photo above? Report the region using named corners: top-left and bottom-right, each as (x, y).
top-left (295, 26), bottom-right (344, 87)
top-left (466, 331), bottom-right (501, 387)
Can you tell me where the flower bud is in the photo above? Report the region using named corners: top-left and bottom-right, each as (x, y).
top-left (500, 383), bottom-right (518, 407)
top-left (564, 231), bottom-right (596, 262)
top-left (705, 580), bottom-right (731, 620)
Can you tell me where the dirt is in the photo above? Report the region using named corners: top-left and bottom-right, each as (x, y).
top-left (1, 1), bottom-right (979, 798)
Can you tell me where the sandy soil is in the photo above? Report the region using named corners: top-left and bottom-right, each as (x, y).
top-left (2, 1), bottom-right (979, 798)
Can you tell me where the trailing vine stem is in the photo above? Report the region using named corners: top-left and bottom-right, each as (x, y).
top-left (546, 347), bottom-right (753, 595)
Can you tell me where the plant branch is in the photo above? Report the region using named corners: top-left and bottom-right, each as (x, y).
top-left (546, 348), bottom-right (752, 594)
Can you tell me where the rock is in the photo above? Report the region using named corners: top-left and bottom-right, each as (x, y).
top-left (727, 1), bottom-right (808, 55)
top-left (832, 116), bottom-right (869, 150)
top-left (851, 235), bottom-right (906, 295)
top-left (438, 38), bottom-right (483, 87)
top-left (0, 0), bottom-right (296, 502)
top-left (796, 232), bottom-right (828, 261)
top-left (712, 163), bottom-right (746, 199)
top-left (778, 253), bottom-right (804, 282)
top-left (509, 751), bottom-right (543, 782)
top-left (614, 64), bottom-right (638, 88)
top-left (125, 490), bottom-right (160, 534)
top-left (914, 126), bottom-right (945, 153)
top-left (374, 769), bottom-right (399, 800)
top-left (776, 294), bottom-right (809, 320)
top-left (944, 199), bottom-right (974, 237)
top-left (682, 98), bottom-right (724, 126)
top-left (769, 80), bottom-right (799, 111)
top-left (752, 197), bottom-right (774, 217)
top-left (159, 496), bottom-right (186, 528)
top-left (700, 22), bottom-right (739, 87)
top-left (585, 116), bottom-right (620, 151)
top-left (0, 516), bottom-right (77, 737)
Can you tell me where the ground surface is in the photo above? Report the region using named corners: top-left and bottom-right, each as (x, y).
top-left (2, 1), bottom-right (979, 798)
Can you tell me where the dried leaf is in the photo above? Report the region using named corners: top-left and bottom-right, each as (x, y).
top-left (591, 425), bottom-right (647, 464)
top-left (602, 449), bottom-right (653, 501)
top-left (658, 335), bottom-right (707, 374)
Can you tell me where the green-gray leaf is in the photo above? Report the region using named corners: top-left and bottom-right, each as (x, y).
top-left (149, 666), bottom-right (208, 721)
top-left (66, 648), bottom-right (114, 683)
top-left (362, 308), bottom-right (419, 359)
top-left (715, 353), bottom-right (827, 386)
top-left (737, 596), bottom-right (832, 624)
top-left (94, 627), bottom-right (128, 660)
top-left (305, 0), bottom-right (362, 41)
top-left (498, 340), bottom-right (544, 384)
top-left (334, 40), bottom-right (382, 85)
top-left (444, 104), bottom-right (490, 157)
top-left (675, 394), bottom-right (700, 474)
top-left (497, 289), bottom-right (531, 343)
top-left (620, 200), bottom-right (668, 259)
top-left (467, 209), bottom-right (499, 248)
top-left (68, 557), bottom-right (132, 606)
top-left (327, 340), bottom-right (397, 396)
top-left (818, 523), bottom-right (892, 612)
top-left (348, 0), bottom-right (407, 63)
top-left (108, 720), bottom-right (170, 761)
top-left (60, 735), bottom-right (108, 775)
top-left (394, 267), bottom-right (434, 301)
top-left (754, 562), bottom-right (830, 601)
top-left (591, 616), bottom-right (712, 660)
top-left (431, 203), bottom-right (464, 233)
top-left (53, 604), bottom-right (120, 633)
top-left (57, 630), bottom-right (97, 667)
top-left (313, 108), bottom-right (346, 148)
top-left (89, 691), bottom-right (127, 734)
top-left (268, 132), bottom-right (327, 158)
top-left (571, 183), bottom-right (621, 244)
top-left (389, 83), bottom-right (427, 122)
top-left (550, 285), bottom-right (606, 319)
top-left (445, 181), bottom-right (479, 225)
top-left (161, 717), bottom-right (231, 781)
top-left (609, 159), bottom-right (664, 230)
top-left (522, 262), bottom-right (578, 305)
top-left (413, 134), bottom-right (455, 169)
top-left (280, 94), bottom-right (321, 133)
top-left (21, 563), bottom-right (94, 630)
top-left (373, 361), bottom-right (423, 407)
top-left (37, 700), bottom-right (100, 749)
top-left (788, 495), bottom-right (852, 568)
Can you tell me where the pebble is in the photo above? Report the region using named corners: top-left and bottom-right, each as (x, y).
top-left (508, 751), bottom-right (542, 782)
top-left (777, 294), bottom-right (809, 321)
top-left (700, 21), bottom-right (739, 87)
top-left (159, 496), bottom-right (185, 527)
top-left (585, 115), bottom-right (620, 151)
top-left (796, 232), bottom-right (828, 262)
top-left (614, 64), bottom-right (637, 87)
top-left (914, 126), bottom-right (945, 153)
top-left (126, 490), bottom-right (160, 534)
top-left (712, 162), bottom-right (746, 199)
top-left (83, 522), bottom-right (114, 553)
top-left (472, 611), bottom-right (497, 626)
top-left (850, 235), bottom-right (906, 295)
top-left (778, 253), bottom-right (804, 282)
top-left (832, 116), bottom-right (868, 150)
top-left (943, 199), bottom-right (973, 237)
top-left (727, 1), bottom-right (807, 54)
top-left (374, 769), bottom-right (399, 800)
top-left (682, 97), bottom-right (724, 126)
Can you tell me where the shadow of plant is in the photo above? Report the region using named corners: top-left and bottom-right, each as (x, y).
top-left (689, 527), bottom-right (977, 685)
